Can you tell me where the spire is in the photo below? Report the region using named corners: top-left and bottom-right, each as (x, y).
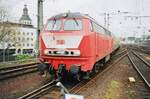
top-left (23, 4), bottom-right (28, 15)
top-left (19, 4), bottom-right (32, 25)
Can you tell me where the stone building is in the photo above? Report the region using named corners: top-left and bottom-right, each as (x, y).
top-left (0, 5), bottom-right (36, 55)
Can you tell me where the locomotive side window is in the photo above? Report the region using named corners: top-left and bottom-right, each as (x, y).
top-left (142, 40), bottom-right (150, 46)
top-left (111, 33), bottom-right (115, 38)
top-left (105, 29), bottom-right (111, 36)
top-left (64, 19), bottom-right (82, 30)
top-left (89, 21), bottom-right (93, 31)
top-left (45, 20), bottom-right (61, 31)
top-left (91, 21), bottom-right (105, 34)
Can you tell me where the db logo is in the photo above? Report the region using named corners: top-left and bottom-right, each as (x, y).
top-left (71, 97), bottom-right (77, 99)
top-left (65, 94), bottom-right (84, 99)
top-left (56, 40), bottom-right (65, 45)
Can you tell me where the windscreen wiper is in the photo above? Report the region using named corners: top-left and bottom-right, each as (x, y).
top-left (73, 18), bottom-right (79, 26)
top-left (64, 13), bottom-right (68, 18)
top-left (52, 18), bottom-right (56, 30)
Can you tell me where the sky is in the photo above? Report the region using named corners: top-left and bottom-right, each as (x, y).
top-left (0, 0), bottom-right (150, 38)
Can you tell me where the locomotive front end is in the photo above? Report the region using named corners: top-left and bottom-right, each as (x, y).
top-left (38, 13), bottom-right (92, 80)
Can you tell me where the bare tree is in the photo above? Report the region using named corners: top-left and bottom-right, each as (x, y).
top-left (0, 6), bottom-right (7, 22)
top-left (0, 6), bottom-right (20, 62)
top-left (0, 5), bottom-right (21, 46)
top-left (0, 24), bottom-right (19, 47)
top-left (0, 6), bottom-right (8, 42)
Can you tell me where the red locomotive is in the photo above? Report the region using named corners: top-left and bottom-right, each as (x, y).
top-left (38, 12), bottom-right (120, 80)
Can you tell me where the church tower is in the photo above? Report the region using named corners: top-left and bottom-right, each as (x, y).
top-left (19, 5), bottom-right (32, 25)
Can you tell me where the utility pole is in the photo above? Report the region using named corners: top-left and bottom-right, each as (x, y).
top-left (124, 15), bottom-right (150, 40)
top-left (106, 13), bottom-right (110, 29)
top-left (104, 13), bottom-right (107, 27)
top-left (37, 0), bottom-right (43, 54)
top-left (124, 15), bottom-right (150, 24)
top-left (99, 11), bottom-right (130, 29)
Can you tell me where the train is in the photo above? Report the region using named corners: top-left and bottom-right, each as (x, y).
top-left (38, 12), bottom-right (120, 80)
top-left (138, 39), bottom-right (150, 54)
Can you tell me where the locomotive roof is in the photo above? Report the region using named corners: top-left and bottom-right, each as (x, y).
top-left (49, 12), bottom-right (110, 32)
top-left (50, 12), bottom-right (98, 24)
top-left (50, 12), bottom-right (92, 20)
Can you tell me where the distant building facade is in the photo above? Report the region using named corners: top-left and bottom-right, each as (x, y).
top-left (0, 5), bottom-right (36, 55)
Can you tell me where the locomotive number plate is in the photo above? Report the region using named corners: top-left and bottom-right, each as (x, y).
top-left (56, 40), bottom-right (65, 45)
top-left (65, 94), bottom-right (84, 99)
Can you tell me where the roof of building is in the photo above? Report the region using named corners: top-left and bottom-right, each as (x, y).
top-left (19, 15), bottom-right (31, 21)
top-left (0, 21), bottom-right (35, 28)
top-left (19, 5), bottom-right (31, 21)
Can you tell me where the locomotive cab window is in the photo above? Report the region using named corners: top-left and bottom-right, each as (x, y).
top-left (64, 19), bottom-right (82, 30)
top-left (45, 20), bottom-right (61, 31)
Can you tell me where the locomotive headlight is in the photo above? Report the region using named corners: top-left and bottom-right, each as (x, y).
top-left (44, 49), bottom-right (49, 55)
top-left (71, 50), bottom-right (80, 56)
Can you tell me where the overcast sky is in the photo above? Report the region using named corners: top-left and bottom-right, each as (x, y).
top-left (1, 0), bottom-right (150, 37)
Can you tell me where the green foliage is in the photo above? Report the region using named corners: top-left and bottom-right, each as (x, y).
top-left (16, 54), bottom-right (32, 60)
top-left (104, 80), bottom-right (120, 99)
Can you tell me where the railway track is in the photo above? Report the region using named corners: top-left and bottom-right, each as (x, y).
top-left (0, 63), bottom-right (39, 80)
top-left (130, 44), bottom-right (150, 55)
top-left (69, 50), bottom-right (128, 94)
top-left (114, 48), bottom-right (127, 56)
top-left (17, 49), bottom-right (128, 99)
top-left (128, 51), bottom-right (150, 88)
top-left (18, 80), bottom-right (58, 99)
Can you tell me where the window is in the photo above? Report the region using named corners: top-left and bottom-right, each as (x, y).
top-left (31, 38), bottom-right (33, 41)
top-left (64, 19), bottom-right (82, 30)
top-left (22, 37), bottom-right (25, 41)
top-left (27, 44), bottom-right (29, 47)
top-left (92, 21), bottom-right (105, 34)
top-left (111, 33), bottom-right (115, 38)
top-left (89, 21), bottom-right (93, 31)
top-left (45, 20), bottom-right (61, 31)
top-left (17, 49), bottom-right (21, 53)
top-left (27, 38), bottom-right (29, 41)
top-left (143, 40), bottom-right (150, 46)
top-left (18, 44), bottom-right (21, 46)
top-left (31, 32), bottom-right (33, 35)
top-left (23, 32), bottom-right (25, 35)
top-left (105, 29), bottom-right (111, 36)
top-left (27, 32), bottom-right (29, 35)
top-left (18, 37), bottom-right (21, 41)
top-left (14, 32), bottom-right (16, 36)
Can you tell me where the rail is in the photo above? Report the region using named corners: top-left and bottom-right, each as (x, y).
top-left (18, 80), bottom-right (58, 99)
top-left (128, 51), bottom-right (150, 88)
top-left (70, 51), bottom-right (128, 94)
top-left (0, 63), bottom-right (39, 80)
